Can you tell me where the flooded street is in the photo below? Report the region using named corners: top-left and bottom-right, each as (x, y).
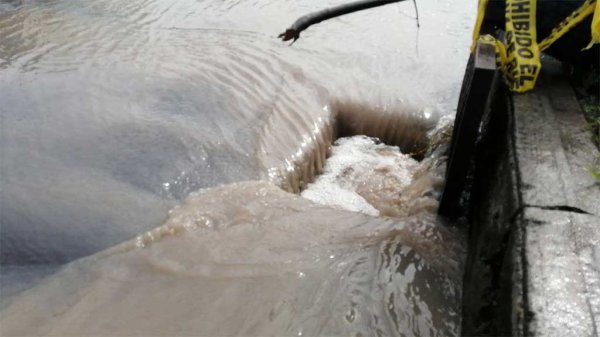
top-left (1, 0), bottom-right (474, 335)
top-left (1, 181), bottom-right (465, 336)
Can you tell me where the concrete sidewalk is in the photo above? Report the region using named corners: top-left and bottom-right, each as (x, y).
top-left (511, 59), bottom-right (599, 337)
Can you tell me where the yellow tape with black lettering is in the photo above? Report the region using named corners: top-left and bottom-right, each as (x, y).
top-left (471, 0), bottom-right (541, 92)
top-left (504, 0), bottom-right (540, 92)
top-left (471, 0), bottom-right (598, 93)
top-left (539, 0), bottom-right (597, 51)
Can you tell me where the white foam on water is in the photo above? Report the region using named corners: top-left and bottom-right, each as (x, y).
top-left (302, 135), bottom-right (441, 218)
top-left (302, 136), bottom-right (418, 216)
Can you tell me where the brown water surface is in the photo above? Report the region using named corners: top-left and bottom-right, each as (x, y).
top-left (0, 0), bottom-right (474, 335)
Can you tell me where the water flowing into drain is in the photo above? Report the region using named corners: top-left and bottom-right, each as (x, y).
top-left (0, 0), bottom-right (473, 335)
top-left (262, 100), bottom-right (436, 194)
top-left (301, 135), bottom-right (441, 218)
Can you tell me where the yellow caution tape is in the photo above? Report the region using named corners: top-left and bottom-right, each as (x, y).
top-left (471, 0), bottom-right (490, 53)
top-left (503, 0), bottom-right (540, 92)
top-left (471, 0), bottom-right (598, 93)
top-left (585, 0), bottom-right (600, 49)
top-left (539, 0), bottom-right (596, 51)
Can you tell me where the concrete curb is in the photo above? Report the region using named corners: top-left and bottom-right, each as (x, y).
top-left (461, 58), bottom-right (599, 337)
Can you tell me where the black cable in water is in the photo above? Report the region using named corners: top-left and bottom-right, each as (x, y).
top-left (278, 0), bottom-right (408, 44)
top-left (412, 0), bottom-right (420, 27)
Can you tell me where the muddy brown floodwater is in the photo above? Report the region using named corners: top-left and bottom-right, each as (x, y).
top-left (1, 0), bottom-right (475, 335)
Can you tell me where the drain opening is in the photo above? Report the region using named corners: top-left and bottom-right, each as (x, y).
top-left (334, 101), bottom-right (433, 161)
top-left (278, 101), bottom-right (449, 218)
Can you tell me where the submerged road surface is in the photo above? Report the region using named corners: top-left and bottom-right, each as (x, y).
top-left (1, 0), bottom-right (474, 335)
